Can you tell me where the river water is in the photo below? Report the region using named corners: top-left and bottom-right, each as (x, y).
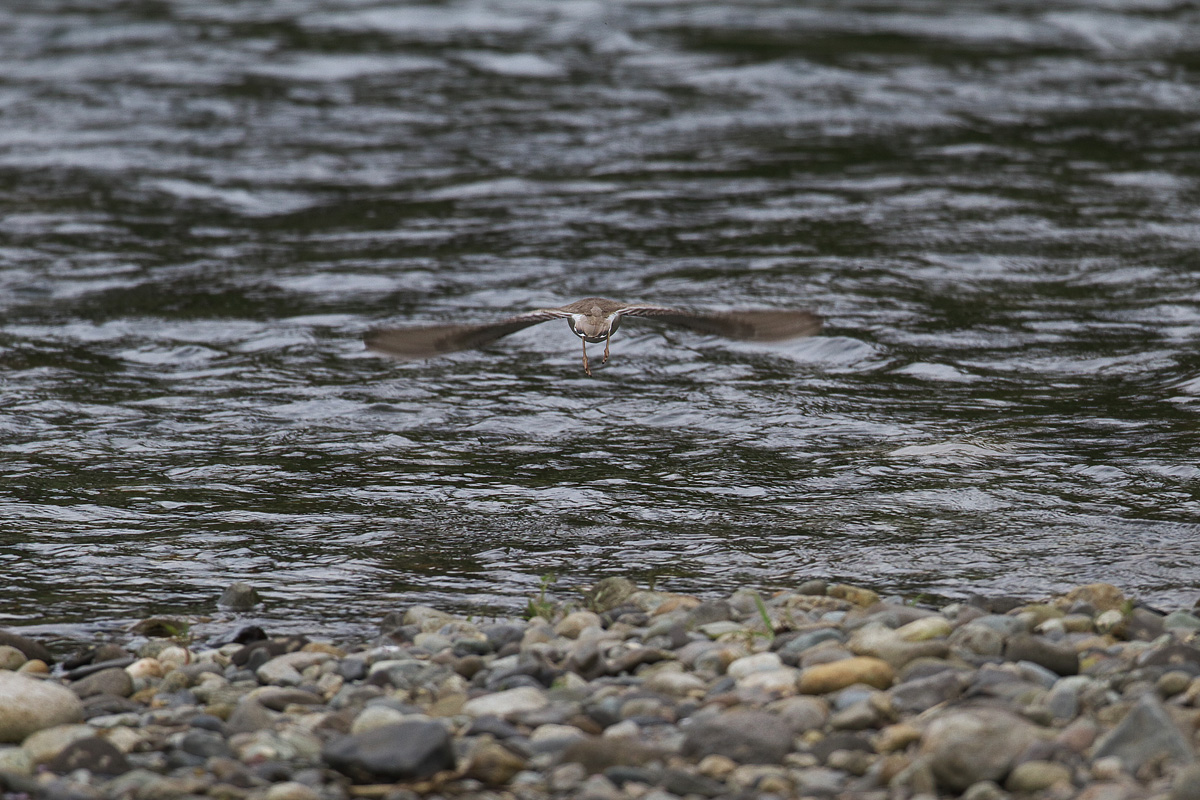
top-left (2, 0), bottom-right (1199, 640)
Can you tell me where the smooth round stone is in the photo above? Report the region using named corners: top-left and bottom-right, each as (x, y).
top-left (798, 657), bottom-right (894, 694)
top-left (157, 647), bottom-right (191, 668)
top-left (1158, 670), bottom-right (1192, 697)
top-left (796, 580), bottom-right (827, 596)
top-left (70, 667), bottom-right (134, 699)
top-left (402, 605), bottom-right (460, 632)
top-left (0, 672), bottom-right (85, 743)
top-left (0, 746), bottom-right (32, 775)
top-left (0, 646), bottom-right (27, 671)
top-left (727, 652), bottom-right (783, 680)
top-left (830, 699), bottom-right (880, 731)
top-left (124, 658), bottom-right (164, 680)
top-left (1056, 717), bottom-right (1098, 753)
top-left (644, 670), bottom-right (707, 697)
top-left (778, 629), bottom-right (844, 657)
top-left (970, 614), bottom-right (1028, 635)
top-left (350, 705), bottom-right (409, 735)
top-left (800, 645), bottom-right (856, 668)
top-left (876, 722), bottom-right (922, 752)
top-left (1036, 618), bottom-right (1067, 636)
top-left (919, 709), bottom-right (1044, 792)
top-left (465, 739), bottom-right (527, 784)
top-left (737, 668), bottom-right (800, 696)
top-left (767, 696), bottom-right (828, 733)
top-left (462, 686), bottom-right (548, 719)
top-left (693, 646), bottom-right (746, 675)
top-left (1170, 763), bottom-right (1200, 800)
top-left (597, 718), bottom-right (637, 740)
top-left (16, 660), bottom-right (48, 675)
top-left (529, 723), bottom-right (588, 752)
top-left (697, 621), bottom-right (746, 638)
top-left (1005, 760), bottom-right (1072, 792)
top-left (555, 611), bottom-right (603, 639)
top-left (218, 582), bottom-right (261, 611)
top-left (949, 624), bottom-right (1006, 657)
top-left (962, 780), bottom-right (1006, 800)
top-left (1095, 610), bottom-right (1125, 633)
top-left (263, 782), bottom-right (320, 800)
top-left (681, 710), bottom-right (792, 764)
top-left (895, 617), bottom-right (952, 641)
top-left (324, 720), bottom-right (455, 782)
top-left (849, 625), bottom-right (948, 668)
top-left (21, 724), bottom-right (95, 765)
top-left (1165, 611), bottom-right (1200, 631)
top-left (412, 633), bottom-right (452, 652)
top-left (828, 584), bottom-right (879, 607)
top-left (1061, 614), bottom-right (1095, 633)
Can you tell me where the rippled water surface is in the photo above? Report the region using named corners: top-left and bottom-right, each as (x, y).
top-left (3, 0), bottom-right (1200, 640)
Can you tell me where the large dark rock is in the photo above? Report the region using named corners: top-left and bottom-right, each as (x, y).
top-left (218, 581), bottom-right (260, 610)
top-left (1093, 694), bottom-right (1194, 773)
top-left (888, 670), bottom-right (968, 714)
top-left (1004, 634), bottom-right (1079, 676)
top-left (230, 635), bottom-right (307, 667)
top-left (684, 600), bottom-right (734, 628)
top-left (70, 667), bottom-right (134, 699)
top-left (323, 721), bottom-right (455, 782)
top-left (920, 708), bottom-right (1045, 792)
top-left (1141, 644), bottom-right (1200, 669)
top-left (561, 737), bottom-right (662, 773)
top-left (0, 630), bottom-right (53, 664)
top-left (46, 737), bottom-right (130, 776)
top-left (681, 710), bottom-right (792, 764)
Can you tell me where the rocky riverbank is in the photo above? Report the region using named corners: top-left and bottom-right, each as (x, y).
top-left (1, 579), bottom-right (1199, 800)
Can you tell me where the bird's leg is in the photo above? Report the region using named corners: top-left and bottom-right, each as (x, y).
top-left (602, 334), bottom-right (611, 364)
top-left (582, 339), bottom-right (592, 376)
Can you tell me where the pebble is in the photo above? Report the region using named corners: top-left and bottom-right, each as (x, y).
top-left (920, 708), bottom-right (1045, 791)
top-left (323, 720), bottom-right (455, 781)
top-left (798, 656), bottom-right (894, 693)
top-left (0, 671), bottom-right (84, 743)
top-left (22, 723), bottom-right (96, 765)
top-left (3, 579), bottom-right (1199, 800)
top-left (463, 686), bottom-right (548, 718)
top-left (1006, 759), bottom-right (1073, 792)
top-left (681, 710), bottom-right (793, 764)
top-left (1092, 693), bottom-right (1195, 773)
top-left (0, 645), bottom-right (27, 671)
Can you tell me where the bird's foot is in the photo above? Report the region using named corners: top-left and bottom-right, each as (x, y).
top-left (602, 337), bottom-right (611, 364)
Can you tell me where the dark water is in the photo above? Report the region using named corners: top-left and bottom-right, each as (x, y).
top-left (2, 0), bottom-right (1199, 641)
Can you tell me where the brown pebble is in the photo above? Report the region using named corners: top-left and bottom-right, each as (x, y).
top-left (798, 657), bottom-right (894, 693)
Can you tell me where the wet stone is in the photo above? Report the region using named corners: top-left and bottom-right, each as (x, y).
top-left (218, 582), bottom-right (260, 610)
top-left (0, 673), bottom-right (84, 743)
top-left (46, 737), bottom-right (131, 776)
top-left (681, 710), bottom-right (792, 764)
top-left (1092, 693), bottom-right (1195, 773)
top-left (1004, 634), bottom-right (1079, 676)
top-left (920, 708), bottom-right (1045, 792)
top-left (0, 631), bottom-right (54, 664)
top-left (323, 720), bottom-right (455, 782)
top-left (70, 667), bottom-right (134, 699)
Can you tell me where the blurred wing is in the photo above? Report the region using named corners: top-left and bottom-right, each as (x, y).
top-left (364, 309), bottom-right (568, 359)
top-left (617, 305), bottom-right (823, 341)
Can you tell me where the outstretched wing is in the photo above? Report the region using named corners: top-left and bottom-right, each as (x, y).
top-left (617, 304), bottom-right (823, 341)
top-left (364, 309), bottom-right (569, 359)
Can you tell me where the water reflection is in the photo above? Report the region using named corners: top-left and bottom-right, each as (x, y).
top-left (1, 0), bottom-right (1198, 639)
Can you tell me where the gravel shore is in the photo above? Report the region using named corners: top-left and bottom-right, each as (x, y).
top-left (1, 579), bottom-right (1199, 800)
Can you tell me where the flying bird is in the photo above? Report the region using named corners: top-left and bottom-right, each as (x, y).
top-left (364, 297), bottom-right (822, 375)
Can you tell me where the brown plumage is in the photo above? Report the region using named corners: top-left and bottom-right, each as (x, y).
top-left (365, 297), bottom-right (823, 375)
